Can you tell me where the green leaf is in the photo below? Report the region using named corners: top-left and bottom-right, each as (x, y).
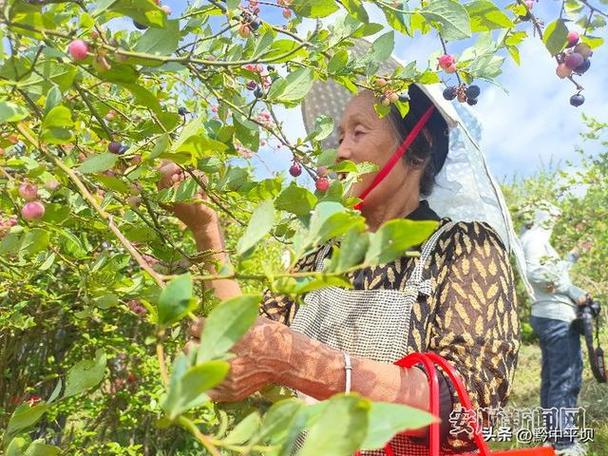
top-left (342, 0), bottom-right (369, 22)
top-left (326, 228), bottom-right (369, 273)
top-left (24, 440), bottom-right (61, 456)
top-left (261, 40), bottom-right (308, 62)
top-left (237, 200), bottom-right (275, 255)
top-left (365, 219), bottom-right (438, 265)
top-left (197, 294), bottom-right (261, 362)
top-left (360, 402), bottom-right (439, 450)
top-left (0, 100), bottom-right (29, 124)
top-left (421, 0), bottom-right (471, 41)
top-left (44, 86), bottom-right (62, 115)
top-left (110, 0), bottom-right (167, 28)
top-left (580, 35), bottom-right (604, 49)
top-left (465, 0), bottom-right (513, 31)
top-left (20, 229), bottom-right (50, 256)
top-left (41, 105), bottom-right (74, 144)
top-left (307, 115), bottom-right (334, 142)
top-left (233, 114), bottom-right (260, 151)
top-left (275, 183), bottom-right (317, 216)
top-left (267, 68), bottom-right (314, 105)
top-left (292, 0), bottom-right (340, 18)
top-left (5, 437), bottom-right (27, 456)
top-left (5, 403), bottom-right (50, 438)
top-left (77, 153), bottom-right (118, 174)
top-left (258, 399), bottom-right (304, 443)
top-left (149, 133), bottom-right (171, 160)
top-left (328, 50), bottom-right (349, 75)
top-left (42, 105), bottom-right (73, 129)
top-left (121, 83), bottom-right (163, 115)
top-left (370, 31), bottom-right (395, 63)
top-left (299, 394), bottom-right (370, 456)
top-left (162, 355), bottom-right (229, 419)
top-left (157, 273), bottom-right (196, 326)
top-left (543, 19), bottom-right (569, 55)
top-left (94, 293), bottom-right (119, 309)
top-left (382, 7), bottom-right (410, 36)
top-left (224, 412), bottom-right (262, 445)
top-left (63, 349), bottom-right (106, 398)
top-left (134, 19), bottom-right (180, 55)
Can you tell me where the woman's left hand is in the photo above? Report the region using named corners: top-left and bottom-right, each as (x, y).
top-left (186, 317), bottom-right (289, 402)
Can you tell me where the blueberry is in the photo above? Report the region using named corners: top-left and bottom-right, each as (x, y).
top-left (119, 144), bottom-right (129, 154)
top-left (570, 94), bottom-right (585, 107)
top-left (133, 20), bottom-right (148, 30)
top-left (466, 85), bottom-right (480, 99)
top-left (108, 141), bottom-right (122, 154)
top-left (250, 19), bottom-right (261, 30)
top-left (574, 59), bottom-right (591, 75)
top-left (466, 97), bottom-right (478, 106)
top-left (398, 93), bottom-right (410, 102)
top-left (267, 65), bottom-right (275, 72)
top-left (254, 87), bottom-right (263, 98)
top-left (443, 86), bottom-right (457, 101)
top-left (178, 107), bottom-right (188, 116)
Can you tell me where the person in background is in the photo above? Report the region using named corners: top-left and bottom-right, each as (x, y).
top-left (520, 202), bottom-right (591, 456)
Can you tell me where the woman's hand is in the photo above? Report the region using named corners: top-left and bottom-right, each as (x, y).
top-left (186, 316), bottom-right (289, 402)
top-left (157, 160), bottom-right (219, 234)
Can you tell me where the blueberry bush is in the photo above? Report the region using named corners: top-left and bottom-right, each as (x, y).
top-left (0, 0), bottom-right (606, 454)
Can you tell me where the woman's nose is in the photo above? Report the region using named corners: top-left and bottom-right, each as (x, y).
top-left (337, 136), bottom-right (352, 161)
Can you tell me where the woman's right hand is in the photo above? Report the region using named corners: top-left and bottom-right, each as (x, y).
top-left (157, 161), bottom-right (219, 234)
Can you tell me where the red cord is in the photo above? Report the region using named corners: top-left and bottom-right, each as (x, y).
top-left (353, 105), bottom-right (435, 211)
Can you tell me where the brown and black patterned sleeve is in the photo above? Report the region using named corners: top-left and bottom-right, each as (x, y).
top-left (430, 221), bottom-right (521, 451)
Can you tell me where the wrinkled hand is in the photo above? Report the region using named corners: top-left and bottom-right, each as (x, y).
top-left (185, 316), bottom-right (289, 402)
top-left (157, 160), bottom-right (218, 233)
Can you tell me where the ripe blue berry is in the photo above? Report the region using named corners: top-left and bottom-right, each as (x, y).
top-left (108, 141), bottom-right (122, 154)
top-left (133, 20), bottom-right (147, 30)
top-left (178, 107), bottom-right (188, 116)
top-left (466, 85), bottom-right (480, 99)
top-left (254, 87), bottom-right (263, 98)
top-left (443, 86), bottom-right (457, 101)
top-left (570, 94), bottom-right (585, 107)
top-left (574, 59), bottom-right (591, 74)
top-left (466, 97), bottom-right (478, 106)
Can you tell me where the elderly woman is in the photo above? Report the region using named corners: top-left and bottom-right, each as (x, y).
top-left (160, 79), bottom-right (520, 454)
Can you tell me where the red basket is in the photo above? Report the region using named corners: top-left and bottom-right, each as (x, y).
top-left (357, 352), bottom-right (556, 456)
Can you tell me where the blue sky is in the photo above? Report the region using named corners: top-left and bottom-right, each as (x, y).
top-left (157, 0), bottom-right (607, 181)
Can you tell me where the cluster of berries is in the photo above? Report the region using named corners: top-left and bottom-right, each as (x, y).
top-left (555, 32), bottom-right (592, 107)
top-left (18, 182), bottom-right (55, 221)
top-left (442, 84), bottom-right (481, 106)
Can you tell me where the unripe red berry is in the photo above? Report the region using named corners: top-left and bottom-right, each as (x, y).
top-left (282, 8), bottom-right (292, 18)
top-left (556, 63), bottom-right (573, 79)
top-left (445, 63), bottom-right (457, 74)
top-left (573, 43), bottom-right (593, 59)
top-left (161, 4), bottom-right (172, 14)
top-left (438, 54), bottom-right (455, 69)
top-left (21, 201), bottom-right (45, 221)
top-left (375, 78), bottom-right (387, 87)
top-left (68, 40), bottom-right (89, 61)
top-left (19, 183), bottom-right (38, 201)
top-left (567, 31), bottom-right (579, 46)
top-left (317, 166), bottom-right (328, 177)
top-left (315, 177), bottom-right (330, 192)
top-left (289, 162), bottom-right (302, 177)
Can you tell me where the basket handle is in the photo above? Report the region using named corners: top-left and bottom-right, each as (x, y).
top-left (392, 352), bottom-right (492, 456)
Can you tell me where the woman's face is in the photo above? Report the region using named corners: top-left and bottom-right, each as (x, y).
top-left (337, 90), bottom-right (416, 202)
